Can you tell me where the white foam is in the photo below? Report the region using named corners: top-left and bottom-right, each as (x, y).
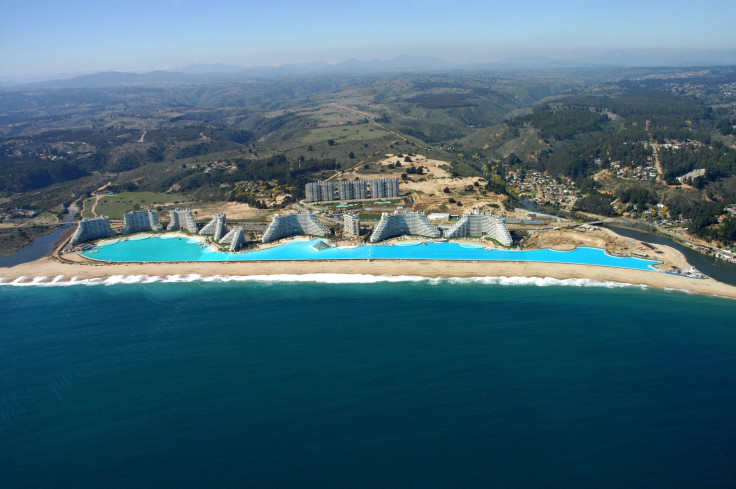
top-left (0, 272), bottom-right (653, 290)
top-left (446, 276), bottom-right (646, 289)
top-left (664, 287), bottom-right (697, 295)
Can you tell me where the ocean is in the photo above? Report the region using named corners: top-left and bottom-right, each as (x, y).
top-left (2, 277), bottom-right (735, 488)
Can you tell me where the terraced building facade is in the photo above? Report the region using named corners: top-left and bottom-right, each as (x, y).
top-left (444, 211), bottom-right (513, 246)
top-left (262, 212), bottom-right (330, 243)
top-left (369, 211), bottom-right (441, 242)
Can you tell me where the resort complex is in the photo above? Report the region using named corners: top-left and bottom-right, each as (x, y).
top-left (445, 211), bottom-right (513, 246)
top-left (123, 210), bottom-right (164, 234)
top-left (199, 213), bottom-right (228, 241)
top-left (261, 212), bottom-right (330, 243)
top-left (370, 211), bottom-right (442, 242)
top-left (219, 227), bottom-right (247, 252)
top-left (305, 178), bottom-right (401, 202)
top-left (167, 208), bottom-right (199, 234)
top-left (71, 216), bottom-right (116, 244)
top-left (68, 205), bottom-right (514, 249)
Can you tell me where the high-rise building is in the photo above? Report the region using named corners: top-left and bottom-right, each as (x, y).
top-left (370, 178), bottom-right (400, 199)
top-left (122, 210), bottom-right (163, 234)
top-left (343, 213), bottom-right (360, 237)
top-left (71, 216), bottom-right (116, 244)
top-left (444, 211), bottom-right (513, 246)
top-left (305, 178), bottom-right (398, 202)
top-left (199, 213), bottom-right (228, 241)
top-left (262, 212), bottom-right (329, 243)
top-left (369, 211), bottom-right (441, 242)
top-left (219, 226), bottom-right (247, 251)
top-left (305, 181), bottom-right (336, 202)
top-left (167, 208), bottom-right (198, 234)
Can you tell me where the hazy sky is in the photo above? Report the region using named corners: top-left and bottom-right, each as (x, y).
top-left (1, 0), bottom-right (735, 76)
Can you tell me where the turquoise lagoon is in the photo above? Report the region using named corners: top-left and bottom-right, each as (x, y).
top-left (83, 235), bottom-right (661, 271)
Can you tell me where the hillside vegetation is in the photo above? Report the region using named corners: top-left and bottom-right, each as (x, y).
top-left (2, 66), bottom-right (736, 246)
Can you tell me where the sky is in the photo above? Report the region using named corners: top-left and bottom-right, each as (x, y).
top-left (1, 0), bottom-right (735, 77)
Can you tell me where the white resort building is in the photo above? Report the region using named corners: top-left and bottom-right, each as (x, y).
top-left (305, 178), bottom-right (400, 202)
top-left (305, 181), bottom-right (335, 202)
top-left (167, 208), bottom-right (198, 234)
top-left (219, 226), bottom-right (247, 251)
top-left (444, 210), bottom-right (513, 246)
top-left (199, 213), bottom-right (228, 241)
top-left (122, 210), bottom-right (163, 234)
top-left (261, 212), bottom-right (330, 243)
top-left (369, 211), bottom-right (441, 242)
top-left (71, 216), bottom-right (116, 244)
top-left (370, 178), bottom-right (401, 199)
top-left (343, 213), bottom-right (361, 237)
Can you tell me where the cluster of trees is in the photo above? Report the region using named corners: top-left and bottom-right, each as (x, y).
top-left (661, 185), bottom-right (736, 244)
top-left (534, 145), bottom-right (599, 191)
top-left (617, 187), bottom-right (658, 207)
top-left (159, 155), bottom-right (338, 199)
top-left (716, 117), bottom-right (735, 136)
top-left (660, 142), bottom-right (736, 184)
top-left (573, 193), bottom-right (615, 216)
top-left (484, 179), bottom-right (507, 195)
top-left (558, 90), bottom-right (710, 131)
top-left (176, 141), bottom-right (240, 159)
top-left (0, 156), bottom-right (88, 192)
top-left (663, 191), bottom-right (724, 222)
top-left (699, 217), bottom-right (736, 243)
top-left (407, 93), bottom-right (479, 109)
top-left (229, 191), bottom-right (269, 208)
top-left (510, 105), bottom-right (609, 140)
top-left (0, 127), bottom-right (138, 191)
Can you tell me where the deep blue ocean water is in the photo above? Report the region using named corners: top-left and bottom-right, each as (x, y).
top-left (2, 281), bottom-right (736, 488)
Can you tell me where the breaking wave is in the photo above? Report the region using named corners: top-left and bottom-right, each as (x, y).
top-left (0, 273), bottom-right (650, 290)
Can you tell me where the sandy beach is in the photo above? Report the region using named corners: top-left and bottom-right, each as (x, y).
top-left (3, 252), bottom-right (736, 299)
top-left (1, 223), bottom-right (735, 298)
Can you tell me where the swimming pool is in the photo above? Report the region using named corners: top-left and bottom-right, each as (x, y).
top-left (82, 236), bottom-right (662, 271)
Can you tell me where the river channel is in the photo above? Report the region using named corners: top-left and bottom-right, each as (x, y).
top-left (0, 212), bottom-right (77, 268)
top-left (605, 224), bottom-right (736, 286)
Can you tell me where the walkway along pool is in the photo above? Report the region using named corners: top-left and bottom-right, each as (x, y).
top-left (82, 236), bottom-right (662, 271)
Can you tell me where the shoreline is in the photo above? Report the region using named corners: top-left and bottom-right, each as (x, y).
top-left (3, 255), bottom-right (736, 299)
top-left (2, 226), bottom-right (735, 299)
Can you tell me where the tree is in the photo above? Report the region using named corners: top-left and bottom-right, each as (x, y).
top-left (327, 139), bottom-right (335, 146)
top-left (349, 152), bottom-right (355, 159)
top-left (146, 145), bottom-right (165, 163)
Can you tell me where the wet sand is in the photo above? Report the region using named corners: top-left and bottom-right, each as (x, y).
top-left (3, 253), bottom-right (736, 299)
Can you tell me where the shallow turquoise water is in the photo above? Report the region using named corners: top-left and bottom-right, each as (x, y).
top-left (83, 236), bottom-right (661, 271)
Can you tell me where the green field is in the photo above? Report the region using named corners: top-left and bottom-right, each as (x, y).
top-left (82, 192), bottom-right (190, 219)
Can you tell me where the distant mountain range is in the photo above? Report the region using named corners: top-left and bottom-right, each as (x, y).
top-left (3, 51), bottom-right (736, 88)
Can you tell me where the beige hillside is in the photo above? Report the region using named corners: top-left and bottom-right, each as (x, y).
top-left (351, 153), bottom-right (524, 217)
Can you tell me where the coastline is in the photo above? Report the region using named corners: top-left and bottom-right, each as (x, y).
top-left (3, 255), bottom-right (736, 299)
